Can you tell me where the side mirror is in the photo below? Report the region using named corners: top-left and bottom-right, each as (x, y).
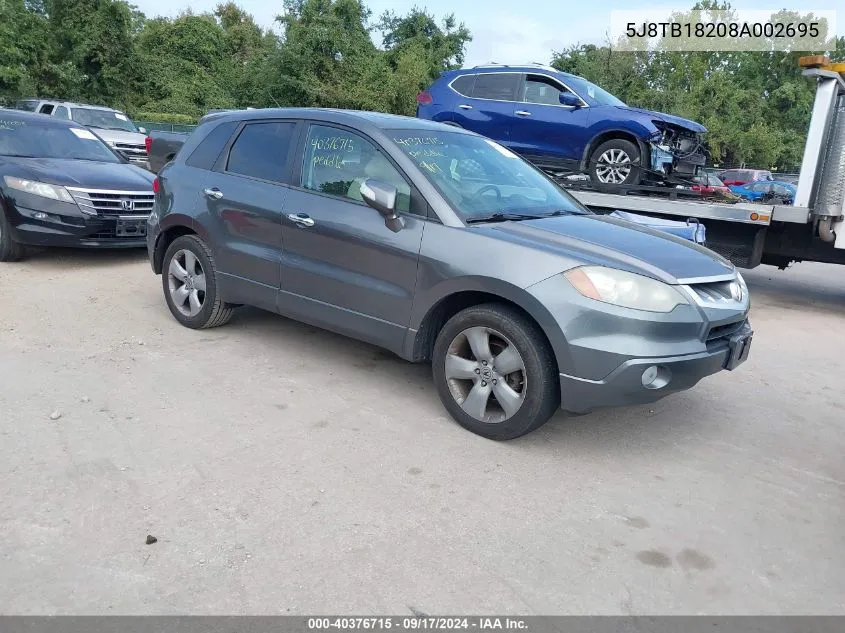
top-left (360, 178), bottom-right (404, 232)
top-left (138, 126), bottom-right (147, 134)
top-left (559, 92), bottom-right (581, 107)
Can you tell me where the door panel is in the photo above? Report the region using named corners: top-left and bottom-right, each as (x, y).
top-left (508, 75), bottom-right (593, 165)
top-left (195, 120), bottom-right (298, 310)
top-left (453, 72), bottom-right (520, 143)
top-left (278, 123), bottom-right (424, 353)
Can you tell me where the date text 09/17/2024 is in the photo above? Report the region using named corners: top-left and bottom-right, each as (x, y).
top-left (307, 617), bottom-right (528, 630)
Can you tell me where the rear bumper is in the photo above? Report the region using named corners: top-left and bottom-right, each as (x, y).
top-left (559, 323), bottom-right (751, 414)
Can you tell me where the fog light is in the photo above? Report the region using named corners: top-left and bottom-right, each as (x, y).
top-left (33, 212), bottom-right (47, 220)
top-left (641, 365), bottom-right (670, 390)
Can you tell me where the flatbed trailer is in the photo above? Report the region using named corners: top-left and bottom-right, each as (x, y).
top-left (564, 58), bottom-right (845, 270)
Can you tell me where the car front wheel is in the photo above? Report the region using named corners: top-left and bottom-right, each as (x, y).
top-left (161, 234), bottom-right (235, 329)
top-left (432, 303), bottom-right (560, 440)
top-left (0, 210), bottom-right (26, 262)
top-left (588, 138), bottom-right (642, 185)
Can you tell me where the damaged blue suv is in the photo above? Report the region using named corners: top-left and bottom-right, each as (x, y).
top-left (416, 64), bottom-right (707, 186)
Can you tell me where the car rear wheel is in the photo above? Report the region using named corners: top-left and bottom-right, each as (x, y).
top-left (589, 138), bottom-right (642, 185)
top-left (162, 235), bottom-right (235, 329)
top-left (432, 303), bottom-right (560, 440)
top-left (0, 210), bottom-right (26, 262)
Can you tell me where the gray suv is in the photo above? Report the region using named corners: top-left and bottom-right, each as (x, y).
top-left (147, 109), bottom-right (751, 440)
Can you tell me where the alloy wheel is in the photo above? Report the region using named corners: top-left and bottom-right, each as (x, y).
top-left (443, 326), bottom-right (527, 423)
top-left (167, 249), bottom-right (207, 317)
top-left (595, 148), bottom-right (632, 184)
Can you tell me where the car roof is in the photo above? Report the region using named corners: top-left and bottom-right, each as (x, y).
top-left (0, 109), bottom-right (84, 128)
top-left (208, 107), bottom-right (474, 135)
top-left (18, 99), bottom-right (122, 112)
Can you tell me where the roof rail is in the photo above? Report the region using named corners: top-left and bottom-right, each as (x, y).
top-left (472, 62), bottom-right (556, 71)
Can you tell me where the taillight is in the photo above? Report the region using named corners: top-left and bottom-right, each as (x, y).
top-left (145, 136), bottom-right (152, 154)
top-left (152, 177), bottom-right (160, 194)
top-left (416, 90), bottom-right (433, 105)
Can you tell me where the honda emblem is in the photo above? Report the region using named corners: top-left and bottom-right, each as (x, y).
top-left (121, 199), bottom-right (135, 212)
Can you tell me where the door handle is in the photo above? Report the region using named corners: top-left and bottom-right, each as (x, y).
top-left (515, 110), bottom-right (532, 116)
top-left (203, 188), bottom-right (223, 200)
top-left (287, 213), bottom-right (315, 227)
top-left (458, 104), bottom-right (473, 110)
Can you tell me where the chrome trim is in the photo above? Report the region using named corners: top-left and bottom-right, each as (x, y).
top-left (675, 273), bottom-right (736, 284)
top-left (446, 71), bottom-right (590, 109)
top-left (66, 186), bottom-right (154, 195)
top-left (118, 214), bottom-right (150, 220)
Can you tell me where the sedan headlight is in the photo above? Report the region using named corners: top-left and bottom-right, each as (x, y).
top-left (564, 265), bottom-right (689, 313)
top-left (3, 176), bottom-right (75, 204)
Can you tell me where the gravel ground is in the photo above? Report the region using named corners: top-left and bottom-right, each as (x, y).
top-left (0, 249), bottom-right (843, 615)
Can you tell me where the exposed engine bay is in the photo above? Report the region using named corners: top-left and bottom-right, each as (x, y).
top-left (649, 123), bottom-right (707, 182)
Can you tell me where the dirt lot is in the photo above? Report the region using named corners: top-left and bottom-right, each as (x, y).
top-left (0, 248), bottom-right (843, 615)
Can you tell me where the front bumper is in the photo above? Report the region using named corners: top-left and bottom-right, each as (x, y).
top-left (559, 322), bottom-right (751, 413)
top-left (7, 200), bottom-right (148, 249)
top-left (527, 273), bottom-right (751, 415)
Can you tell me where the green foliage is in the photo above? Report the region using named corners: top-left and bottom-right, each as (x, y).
top-left (133, 111), bottom-right (197, 124)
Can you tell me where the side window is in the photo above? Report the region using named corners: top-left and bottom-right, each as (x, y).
top-left (773, 184), bottom-right (791, 196)
top-left (523, 75), bottom-right (566, 105)
top-left (450, 74), bottom-right (476, 97)
top-left (301, 124), bottom-right (410, 213)
top-left (186, 121), bottom-right (238, 170)
top-left (226, 121), bottom-right (296, 183)
top-left (54, 106), bottom-right (70, 120)
top-left (750, 182), bottom-right (771, 193)
top-left (39, 104), bottom-right (55, 115)
top-left (472, 73), bottom-right (519, 101)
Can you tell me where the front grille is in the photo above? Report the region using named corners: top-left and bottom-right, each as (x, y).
top-left (67, 188), bottom-right (153, 216)
top-left (706, 319), bottom-right (747, 342)
top-left (114, 142), bottom-right (146, 157)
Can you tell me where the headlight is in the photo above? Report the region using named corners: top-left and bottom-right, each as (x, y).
top-left (564, 265), bottom-right (689, 313)
top-left (735, 271), bottom-right (749, 304)
top-left (3, 176), bottom-right (75, 204)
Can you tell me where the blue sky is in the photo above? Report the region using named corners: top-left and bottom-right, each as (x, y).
top-left (131, 0), bottom-right (843, 66)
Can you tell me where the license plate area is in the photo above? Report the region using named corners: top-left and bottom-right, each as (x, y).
top-left (115, 218), bottom-right (147, 237)
top-left (724, 331), bottom-right (752, 370)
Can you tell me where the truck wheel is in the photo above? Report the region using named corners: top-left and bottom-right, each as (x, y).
top-left (589, 138), bottom-right (642, 185)
top-left (162, 235), bottom-right (235, 329)
top-left (432, 303), bottom-right (560, 440)
top-left (0, 210), bottom-right (26, 262)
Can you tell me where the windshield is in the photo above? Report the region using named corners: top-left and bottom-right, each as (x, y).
top-left (390, 130), bottom-right (590, 221)
top-left (71, 108), bottom-right (138, 133)
top-left (0, 120), bottom-right (120, 162)
top-left (563, 76), bottom-right (626, 107)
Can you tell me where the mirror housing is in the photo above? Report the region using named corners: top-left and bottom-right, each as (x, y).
top-left (559, 92), bottom-right (582, 107)
top-left (360, 178), bottom-right (404, 232)
top-left (138, 126), bottom-right (147, 134)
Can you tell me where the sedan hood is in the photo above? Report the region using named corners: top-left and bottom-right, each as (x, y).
top-left (617, 106), bottom-right (707, 134)
top-left (1, 157), bottom-right (154, 190)
top-left (486, 214), bottom-right (733, 284)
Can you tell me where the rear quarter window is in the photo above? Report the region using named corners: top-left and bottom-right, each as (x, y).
top-left (185, 121), bottom-right (238, 170)
top-left (450, 74), bottom-right (476, 97)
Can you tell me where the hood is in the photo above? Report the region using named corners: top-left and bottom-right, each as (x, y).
top-left (89, 129), bottom-right (147, 145)
top-left (1, 157), bottom-right (154, 190)
top-left (616, 106), bottom-right (707, 134)
top-left (484, 214), bottom-right (733, 284)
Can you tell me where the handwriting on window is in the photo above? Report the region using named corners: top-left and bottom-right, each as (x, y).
top-left (311, 135), bottom-right (356, 170)
top-left (393, 136), bottom-right (444, 147)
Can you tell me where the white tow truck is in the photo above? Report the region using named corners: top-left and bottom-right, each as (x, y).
top-left (567, 56), bottom-right (845, 270)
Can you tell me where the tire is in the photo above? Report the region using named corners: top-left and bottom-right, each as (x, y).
top-left (0, 209), bottom-right (26, 262)
top-left (432, 303), bottom-right (560, 440)
top-left (588, 138), bottom-right (642, 185)
top-left (161, 234), bottom-right (235, 329)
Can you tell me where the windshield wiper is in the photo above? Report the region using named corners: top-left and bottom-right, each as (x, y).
top-left (465, 210), bottom-right (587, 224)
top-left (465, 213), bottom-right (546, 224)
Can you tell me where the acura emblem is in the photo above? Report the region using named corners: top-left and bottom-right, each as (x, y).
top-left (121, 199), bottom-right (135, 212)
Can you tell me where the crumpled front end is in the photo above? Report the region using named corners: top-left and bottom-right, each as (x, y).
top-left (648, 122), bottom-right (707, 181)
